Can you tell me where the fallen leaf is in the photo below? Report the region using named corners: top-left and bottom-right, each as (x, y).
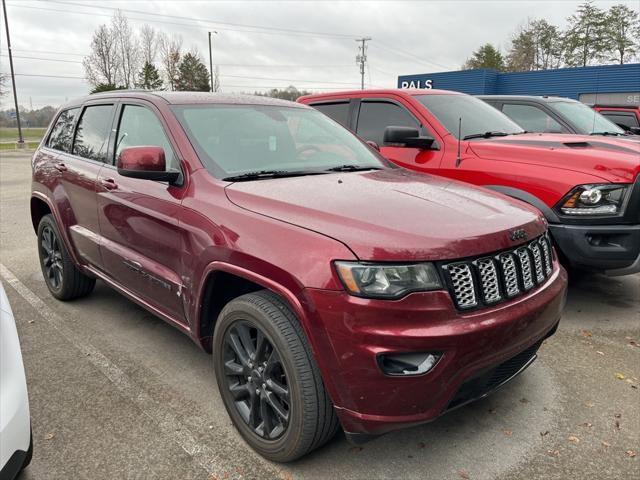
top-left (625, 379), bottom-right (635, 384)
top-left (585, 401), bottom-right (595, 408)
top-left (615, 420), bottom-right (621, 429)
top-left (568, 435), bottom-right (580, 443)
top-left (626, 450), bottom-right (637, 458)
top-left (615, 413), bottom-right (622, 418)
top-left (44, 432), bottom-right (55, 440)
top-left (615, 373), bottom-right (626, 380)
top-left (28, 319), bottom-right (35, 324)
top-left (596, 351), bottom-right (605, 356)
top-left (503, 429), bottom-right (513, 436)
top-left (349, 447), bottom-right (363, 454)
top-left (581, 330), bottom-right (593, 337)
top-left (628, 340), bottom-right (639, 347)
top-left (631, 385), bottom-right (638, 390)
top-left (519, 398), bottom-right (529, 404)
top-left (458, 470), bottom-right (470, 480)
top-left (540, 430), bottom-right (550, 437)
top-left (547, 449), bottom-right (560, 457)
top-left (417, 441), bottom-right (426, 449)
top-left (602, 441), bottom-right (611, 448)
top-left (581, 422), bottom-right (593, 428)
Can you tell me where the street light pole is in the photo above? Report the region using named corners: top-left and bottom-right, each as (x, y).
top-left (208, 31), bottom-right (217, 92)
top-left (2, 0), bottom-right (24, 147)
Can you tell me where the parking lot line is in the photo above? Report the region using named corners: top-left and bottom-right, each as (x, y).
top-left (0, 263), bottom-right (288, 480)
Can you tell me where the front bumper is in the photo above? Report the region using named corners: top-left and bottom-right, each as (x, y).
top-left (304, 265), bottom-right (567, 436)
top-left (549, 223), bottom-right (640, 275)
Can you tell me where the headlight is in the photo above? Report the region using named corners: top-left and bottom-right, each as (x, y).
top-left (335, 261), bottom-right (442, 299)
top-left (558, 184), bottom-right (630, 216)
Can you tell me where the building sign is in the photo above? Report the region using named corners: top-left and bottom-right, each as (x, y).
top-left (579, 92), bottom-right (640, 107)
top-left (400, 79), bottom-right (433, 89)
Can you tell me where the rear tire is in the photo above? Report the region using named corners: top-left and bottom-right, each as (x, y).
top-left (213, 290), bottom-right (338, 462)
top-left (37, 214), bottom-right (95, 300)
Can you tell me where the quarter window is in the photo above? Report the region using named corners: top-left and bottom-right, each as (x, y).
top-left (312, 102), bottom-right (350, 127)
top-left (47, 108), bottom-right (80, 152)
top-left (599, 111), bottom-right (639, 130)
top-left (501, 104), bottom-right (566, 133)
top-left (356, 101), bottom-right (420, 145)
top-left (73, 105), bottom-right (115, 162)
top-left (115, 105), bottom-right (176, 170)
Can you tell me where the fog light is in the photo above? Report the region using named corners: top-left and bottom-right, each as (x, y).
top-left (379, 352), bottom-right (441, 376)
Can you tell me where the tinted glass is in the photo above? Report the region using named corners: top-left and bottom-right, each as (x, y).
top-left (416, 94), bottom-right (524, 138)
top-left (47, 108), bottom-right (80, 152)
top-left (548, 101), bottom-right (624, 135)
top-left (173, 105), bottom-right (388, 178)
top-left (356, 101), bottom-right (420, 145)
top-left (312, 102), bottom-right (350, 127)
top-left (501, 104), bottom-right (566, 133)
top-left (116, 105), bottom-right (176, 169)
top-left (73, 105), bottom-right (115, 162)
top-left (599, 112), bottom-right (639, 130)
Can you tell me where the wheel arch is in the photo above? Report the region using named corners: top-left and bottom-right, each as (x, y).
top-left (484, 185), bottom-right (560, 223)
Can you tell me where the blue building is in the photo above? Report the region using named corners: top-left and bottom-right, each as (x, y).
top-left (397, 63), bottom-right (640, 106)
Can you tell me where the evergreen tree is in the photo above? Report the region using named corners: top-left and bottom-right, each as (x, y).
top-left (564, 1), bottom-right (607, 67)
top-left (175, 53), bottom-right (210, 92)
top-left (136, 62), bottom-right (164, 90)
top-left (463, 43), bottom-right (505, 71)
top-left (604, 4), bottom-right (639, 64)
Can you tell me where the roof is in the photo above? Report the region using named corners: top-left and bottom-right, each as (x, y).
top-left (476, 95), bottom-right (578, 103)
top-left (61, 91), bottom-right (310, 109)
top-left (298, 88), bottom-right (461, 102)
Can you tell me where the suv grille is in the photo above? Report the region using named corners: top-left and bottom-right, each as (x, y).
top-left (442, 233), bottom-right (554, 311)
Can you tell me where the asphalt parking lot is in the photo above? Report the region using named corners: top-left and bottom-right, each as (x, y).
top-left (1, 151), bottom-right (638, 480)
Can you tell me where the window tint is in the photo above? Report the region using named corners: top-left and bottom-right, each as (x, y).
top-left (356, 101), bottom-right (420, 145)
top-left (73, 105), bottom-right (115, 162)
top-left (599, 112), bottom-right (639, 130)
top-left (47, 108), bottom-right (80, 152)
top-left (312, 102), bottom-right (350, 127)
top-left (116, 105), bottom-right (176, 169)
top-left (501, 104), bottom-right (566, 133)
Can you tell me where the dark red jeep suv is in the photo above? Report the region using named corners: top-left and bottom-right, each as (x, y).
top-left (31, 91), bottom-right (567, 461)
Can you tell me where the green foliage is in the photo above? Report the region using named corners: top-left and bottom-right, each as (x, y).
top-left (605, 4), bottom-right (640, 64)
top-left (136, 62), bottom-right (164, 90)
top-left (175, 52), bottom-right (210, 92)
top-left (90, 83), bottom-right (127, 94)
top-left (564, 1), bottom-right (608, 67)
top-left (254, 86), bottom-right (311, 102)
top-left (463, 43), bottom-right (505, 71)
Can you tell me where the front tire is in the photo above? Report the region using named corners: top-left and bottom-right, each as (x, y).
top-left (37, 214), bottom-right (95, 300)
top-left (213, 290), bottom-right (338, 462)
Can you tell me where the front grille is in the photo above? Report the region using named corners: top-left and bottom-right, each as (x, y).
top-left (442, 233), bottom-right (554, 311)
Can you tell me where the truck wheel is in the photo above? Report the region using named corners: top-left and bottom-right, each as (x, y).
top-left (37, 214), bottom-right (95, 300)
top-left (213, 290), bottom-right (338, 462)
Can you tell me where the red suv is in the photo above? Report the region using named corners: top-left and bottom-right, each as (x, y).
top-left (32, 92), bottom-right (566, 461)
top-left (300, 89), bottom-right (640, 276)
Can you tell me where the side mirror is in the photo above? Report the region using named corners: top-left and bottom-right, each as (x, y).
top-left (383, 126), bottom-right (437, 149)
top-left (628, 126), bottom-right (640, 135)
top-left (117, 146), bottom-right (180, 183)
top-left (365, 140), bottom-right (380, 151)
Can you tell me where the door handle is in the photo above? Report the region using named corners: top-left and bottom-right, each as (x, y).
top-left (54, 162), bottom-right (67, 172)
top-left (100, 178), bottom-right (118, 190)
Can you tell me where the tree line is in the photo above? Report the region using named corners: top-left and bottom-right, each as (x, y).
top-left (83, 11), bottom-right (214, 93)
top-left (463, 2), bottom-right (639, 72)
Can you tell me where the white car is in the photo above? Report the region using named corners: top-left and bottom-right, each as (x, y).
top-left (0, 282), bottom-right (32, 479)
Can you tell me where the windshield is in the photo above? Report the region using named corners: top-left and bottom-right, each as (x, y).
top-left (548, 101), bottom-right (625, 135)
top-left (172, 104), bottom-right (389, 178)
top-left (415, 94), bottom-right (524, 139)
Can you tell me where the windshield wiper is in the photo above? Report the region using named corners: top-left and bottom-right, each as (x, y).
top-left (222, 169), bottom-right (327, 181)
top-left (324, 164), bottom-right (384, 172)
top-left (463, 131), bottom-right (511, 140)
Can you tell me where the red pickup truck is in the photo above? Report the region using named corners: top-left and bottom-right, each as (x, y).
top-left (299, 89), bottom-right (640, 276)
top-left (593, 105), bottom-right (640, 134)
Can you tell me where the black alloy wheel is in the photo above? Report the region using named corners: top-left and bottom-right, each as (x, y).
top-left (40, 224), bottom-right (63, 291)
top-left (223, 321), bottom-right (291, 440)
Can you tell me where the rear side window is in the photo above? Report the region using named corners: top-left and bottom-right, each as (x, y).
top-left (115, 105), bottom-right (177, 169)
top-left (501, 103), bottom-right (566, 133)
top-left (356, 101), bottom-right (420, 145)
top-left (47, 108), bottom-right (80, 152)
top-left (312, 102), bottom-right (350, 127)
top-left (73, 105), bottom-right (115, 162)
top-left (599, 111), bottom-right (639, 130)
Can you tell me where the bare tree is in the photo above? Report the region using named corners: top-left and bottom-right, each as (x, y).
top-left (0, 72), bottom-right (7, 97)
top-left (140, 24), bottom-right (159, 65)
top-left (112, 10), bottom-right (140, 89)
top-left (213, 65), bottom-right (220, 92)
top-left (83, 24), bottom-right (120, 87)
top-left (159, 32), bottom-right (182, 91)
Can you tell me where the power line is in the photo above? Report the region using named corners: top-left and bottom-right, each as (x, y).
top-left (372, 43), bottom-right (455, 71)
top-left (1, 54), bottom-right (84, 64)
top-left (355, 37), bottom-right (372, 90)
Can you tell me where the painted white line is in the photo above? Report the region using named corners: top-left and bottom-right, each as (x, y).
top-left (0, 263), bottom-right (286, 480)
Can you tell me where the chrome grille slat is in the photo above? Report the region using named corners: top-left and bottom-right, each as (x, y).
top-left (443, 233), bottom-right (554, 311)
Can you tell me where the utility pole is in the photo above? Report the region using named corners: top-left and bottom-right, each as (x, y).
top-left (208, 31), bottom-right (217, 92)
top-left (2, 0), bottom-right (24, 148)
top-left (355, 37), bottom-right (371, 90)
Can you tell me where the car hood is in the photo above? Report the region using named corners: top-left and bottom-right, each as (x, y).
top-left (468, 133), bottom-right (640, 183)
top-left (225, 169), bottom-right (546, 261)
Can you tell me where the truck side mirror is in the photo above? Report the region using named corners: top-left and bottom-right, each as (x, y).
top-left (383, 126), bottom-right (438, 150)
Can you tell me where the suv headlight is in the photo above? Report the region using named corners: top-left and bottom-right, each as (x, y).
top-left (335, 262), bottom-right (442, 299)
top-left (558, 184), bottom-right (630, 216)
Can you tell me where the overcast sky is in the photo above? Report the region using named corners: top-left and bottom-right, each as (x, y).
top-left (1, 0), bottom-right (637, 109)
